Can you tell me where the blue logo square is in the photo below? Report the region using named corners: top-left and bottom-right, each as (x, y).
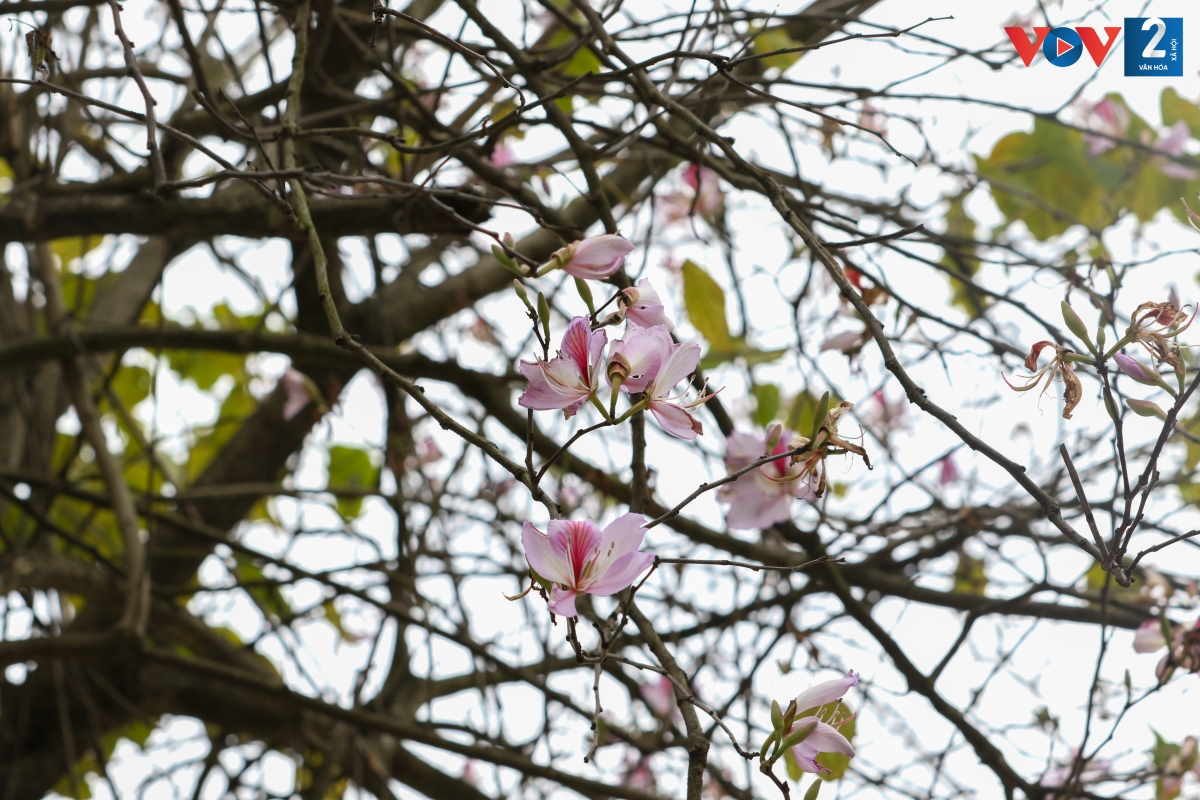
top-left (1125, 17), bottom-right (1183, 76)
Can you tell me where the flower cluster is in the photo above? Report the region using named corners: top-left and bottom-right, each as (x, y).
top-left (517, 237), bottom-right (714, 439)
top-left (719, 425), bottom-right (815, 530)
top-left (719, 402), bottom-right (870, 529)
top-left (761, 671), bottom-right (858, 777)
top-left (1005, 295), bottom-right (1196, 423)
top-left (1134, 617), bottom-right (1200, 681)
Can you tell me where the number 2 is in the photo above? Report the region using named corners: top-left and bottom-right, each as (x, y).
top-left (1142, 17), bottom-right (1166, 58)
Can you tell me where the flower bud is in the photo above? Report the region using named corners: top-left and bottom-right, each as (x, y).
top-left (536, 292), bottom-right (551, 343)
top-left (1061, 301), bottom-right (1094, 351)
top-left (502, 231), bottom-right (515, 249)
top-left (541, 235), bottom-right (634, 279)
top-left (606, 352), bottom-right (631, 386)
top-left (765, 422), bottom-right (784, 450)
top-left (1114, 353), bottom-right (1162, 386)
top-left (1126, 398), bottom-right (1168, 420)
top-left (574, 277), bottom-right (596, 315)
top-left (512, 280), bottom-right (534, 312)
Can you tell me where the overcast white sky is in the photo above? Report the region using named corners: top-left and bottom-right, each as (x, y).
top-left (4, 0), bottom-right (1200, 798)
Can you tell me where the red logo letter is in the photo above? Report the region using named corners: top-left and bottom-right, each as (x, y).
top-left (1077, 26), bottom-right (1122, 66)
top-left (1005, 26), bottom-right (1051, 66)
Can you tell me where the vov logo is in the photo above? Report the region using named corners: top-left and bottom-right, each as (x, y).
top-left (1005, 18), bottom-right (1183, 76)
top-left (1004, 25), bottom-right (1121, 68)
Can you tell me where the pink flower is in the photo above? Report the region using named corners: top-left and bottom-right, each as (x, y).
top-left (820, 328), bottom-right (870, 354)
top-left (487, 144), bottom-right (516, 168)
top-left (607, 324), bottom-right (671, 394)
top-left (620, 754), bottom-right (656, 791)
top-left (620, 279), bottom-right (674, 330)
top-left (939, 454), bottom-right (961, 485)
top-left (1134, 619), bottom-right (1168, 653)
top-left (644, 339), bottom-right (710, 439)
top-left (280, 368), bottom-right (315, 421)
top-left (518, 317), bottom-right (607, 418)
top-left (856, 389), bottom-right (907, 434)
top-left (1040, 751), bottom-right (1111, 798)
top-left (1134, 617), bottom-right (1200, 680)
top-left (718, 425), bottom-right (814, 529)
top-left (787, 671), bottom-right (859, 774)
top-left (1083, 97), bottom-right (1129, 156)
top-left (545, 234), bottom-right (635, 279)
top-left (639, 675), bottom-right (679, 720)
top-left (1153, 121), bottom-right (1197, 180)
top-left (521, 513), bottom-right (655, 617)
top-left (659, 165), bottom-right (723, 225)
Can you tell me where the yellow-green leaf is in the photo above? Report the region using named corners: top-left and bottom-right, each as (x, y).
top-left (681, 260), bottom-right (733, 350)
top-left (328, 444), bottom-right (379, 521)
top-left (752, 383), bottom-right (781, 426)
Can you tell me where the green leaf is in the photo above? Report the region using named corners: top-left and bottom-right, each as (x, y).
top-left (783, 745), bottom-right (803, 781)
top-left (108, 365), bottom-right (152, 413)
top-left (49, 236), bottom-right (105, 269)
top-left (233, 553), bottom-right (291, 622)
top-left (548, 28), bottom-right (603, 78)
top-left (802, 779), bottom-right (822, 800)
top-left (810, 391), bottom-right (831, 440)
top-left (681, 260), bottom-right (733, 351)
top-left (752, 26), bottom-right (802, 72)
top-left (323, 599), bottom-right (361, 642)
top-left (187, 382), bottom-right (257, 481)
top-left (327, 444), bottom-right (379, 521)
top-left (1162, 87), bottom-right (1200, 137)
top-left (953, 552), bottom-right (988, 596)
top-left (752, 384), bottom-right (781, 426)
top-left (786, 391), bottom-right (817, 435)
top-left (167, 349), bottom-right (245, 391)
top-left (816, 713), bottom-right (855, 780)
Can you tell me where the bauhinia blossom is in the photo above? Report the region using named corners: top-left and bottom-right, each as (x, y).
top-left (521, 513), bottom-right (655, 617)
top-left (718, 424), bottom-right (815, 530)
top-left (1081, 97), bottom-right (1130, 157)
top-left (1152, 120), bottom-right (1198, 180)
top-left (544, 234), bottom-right (634, 279)
top-left (659, 164), bottom-right (723, 225)
top-left (1134, 617), bottom-right (1200, 681)
top-left (607, 324), bottom-right (671, 394)
top-left (1004, 341), bottom-right (1083, 419)
top-left (518, 316), bottom-right (607, 418)
top-left (644, 337), bottom-right (711, 439)
top-left (639, 675), bottom-right (680, 720)
top-left (787, 671), bottom-right (859, 774)
top-left (280, 368), bottom-right (318, 421)
top-left (619, 279), bottom-right (674, 330)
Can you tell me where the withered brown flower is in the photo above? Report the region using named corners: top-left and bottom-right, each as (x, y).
top-left (1004, 341), bottom-right (1083, 420)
